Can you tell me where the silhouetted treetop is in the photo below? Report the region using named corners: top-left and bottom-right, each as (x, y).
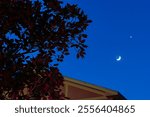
top-left (0, 0), bottom-right (91, 99)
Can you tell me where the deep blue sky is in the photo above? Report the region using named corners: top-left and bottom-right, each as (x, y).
top-left (59, 0), bottom-right (150, 99)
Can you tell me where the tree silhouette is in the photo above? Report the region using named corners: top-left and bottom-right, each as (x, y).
top-left (0, 0), bottom-right (91, 99)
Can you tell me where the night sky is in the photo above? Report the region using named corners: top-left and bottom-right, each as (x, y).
top-left (59, 0), bottom-right (150, 99)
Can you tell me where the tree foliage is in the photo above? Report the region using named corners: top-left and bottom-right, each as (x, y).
top-left (0, 0), bottom-right (91, 99)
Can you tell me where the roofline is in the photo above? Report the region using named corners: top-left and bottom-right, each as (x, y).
top-left (64, 76), bottom-right (120, 95)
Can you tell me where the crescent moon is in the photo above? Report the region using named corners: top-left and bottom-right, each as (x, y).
top-left (116, 56), bottom-right (122, 61)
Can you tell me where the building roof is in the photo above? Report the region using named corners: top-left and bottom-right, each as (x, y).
top-left (62, 76), bottom-right (126, 100)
